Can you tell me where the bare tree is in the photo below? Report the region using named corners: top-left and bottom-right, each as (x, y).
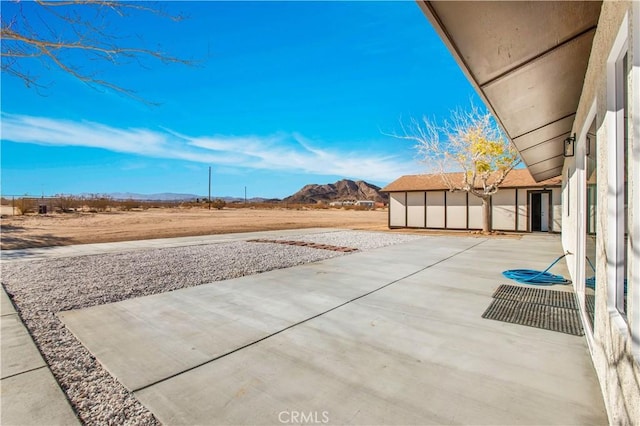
top-left (55, 193), bottom-right (78, 212)
top-left (395, 104), bottom-right (521, 233)
top-left (1, 0), bottom-right (194, 104)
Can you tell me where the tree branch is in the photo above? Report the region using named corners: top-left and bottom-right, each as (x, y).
top-left (1, 0), bottom-right (195, 105)
top-left (391, 103), bottom-right (522, 231)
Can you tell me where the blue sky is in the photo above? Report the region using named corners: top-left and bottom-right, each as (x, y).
top-left (1, 1), bottom-right (479, 199)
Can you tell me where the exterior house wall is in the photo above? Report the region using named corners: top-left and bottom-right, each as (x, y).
top-left (389, 192), bottom-right (406, 227)
top-left (516, 188), bottom-right (528, 231)
top-left (468, 194), bottom-right (483, 229)
top-left (445, 192), bottom-right (467, 228)
top-left (407, 192), bottom-right (426, 228)
top-left (387, 186), bottom-right (561, 233)
top-left (426, 191), bottom-right (445, 228)
top-left (492, 189), bottom-right (517, 231)
top-left (551, 187), bottom-right (562, 232)
top-left (562, 2), bottom-right (640, 423)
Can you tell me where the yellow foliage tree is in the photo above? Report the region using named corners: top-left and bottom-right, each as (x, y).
top-left (396, 104), bottom-right (521, 233)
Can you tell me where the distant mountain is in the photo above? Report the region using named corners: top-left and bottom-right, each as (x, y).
top-left (222, 197), bottom-right (281, 203)
top-left (283, 179), bottom-right (388, 204)
top-left (81, 193), bottom-right (279, 203)
top-left (106, 192), bottom-right (199, 201)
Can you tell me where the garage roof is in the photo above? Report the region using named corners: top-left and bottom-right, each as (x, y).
top-left (381, 169), bottom-right (561, 192)
top-left (417, 1), bottom-right (602, 182)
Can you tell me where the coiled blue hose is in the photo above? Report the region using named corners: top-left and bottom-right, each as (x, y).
top-left (586, 257), bottom-right (596, 289)
top-left (502, 254), bottom-right (571, 285)
top-left (584, 256), bottom-right (627, 292)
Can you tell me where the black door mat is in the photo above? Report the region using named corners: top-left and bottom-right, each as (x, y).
top-left (492, 284), bottom-right (578, 309)
top-left (483, 285), bottom-right (584, 336)
top-left (585, 294), bottom-right (596, 330)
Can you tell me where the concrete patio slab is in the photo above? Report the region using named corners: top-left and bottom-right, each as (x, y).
top-left (1, 288), bottom-right (79, 425)
top-left (1, 313), bottom-right (46, 379)
top-left (59, 237), bottom-right (482, 391)
top-left (1, 286), bottom-right (17, 316)
top-left (58, 233), bottom-right (607, 425)
top-left (136, 302), bottom-right (602, 425)
top-left (1, 367), bottom-right (79, 425)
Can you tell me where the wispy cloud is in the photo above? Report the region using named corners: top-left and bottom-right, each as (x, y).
top-left (1, 113), bottom-right (422, 182)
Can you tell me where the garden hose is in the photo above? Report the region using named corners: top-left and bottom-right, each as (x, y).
top-left (502, 254), bottom-right (572, 285)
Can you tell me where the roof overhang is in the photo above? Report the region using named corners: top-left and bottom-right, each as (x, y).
top-left (417, 1), bottom-right (602, 182)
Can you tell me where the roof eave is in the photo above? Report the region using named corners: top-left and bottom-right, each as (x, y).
top-left (416, 1), bottom-right (602, 183)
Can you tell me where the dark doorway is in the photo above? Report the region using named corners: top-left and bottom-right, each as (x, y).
top-left (531, 193), bottom-right (542, 231)
top-left (529, 191), bottom-right (550, 232)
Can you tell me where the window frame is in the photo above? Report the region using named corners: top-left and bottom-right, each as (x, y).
top-left (605, 12), bottom-right (630, 326)
top-left (630, 2), bottom-right (640, 359)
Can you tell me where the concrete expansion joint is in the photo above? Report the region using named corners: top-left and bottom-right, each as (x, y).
top-left (1, 365), bottom-right (47, 381)
top-left (131, 238), bottom-right (487, 394)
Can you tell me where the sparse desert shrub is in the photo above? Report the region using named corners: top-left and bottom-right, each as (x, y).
top-left (119, 199), bottom-right (139, 211)
top-left (14, 197), bottom-right (35, 215)
top-left (211, 198), bottom-right (226, 210)
top-left (86, 195), bottom-right (112, 212)
top-left (56, 194), bottom-right (78, 212)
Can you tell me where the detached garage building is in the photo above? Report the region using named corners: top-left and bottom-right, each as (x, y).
top-left (382, 169), bottom-right (561, 232)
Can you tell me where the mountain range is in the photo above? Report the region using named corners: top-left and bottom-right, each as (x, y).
top-left (81, 179), bottom-right (386, 204)
top-left (283, 179), bottom-right (387, 204)
top-left (86, 192), bottom-right (274, 203)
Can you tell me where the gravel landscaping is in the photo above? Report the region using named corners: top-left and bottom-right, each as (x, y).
top-left (1, 231), bottom-right (424, 425)
top-left (274, 229), bottom-right (425, 250)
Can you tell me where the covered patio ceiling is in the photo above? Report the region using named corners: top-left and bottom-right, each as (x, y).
top-left (417, 1), bottom-right (602, 182)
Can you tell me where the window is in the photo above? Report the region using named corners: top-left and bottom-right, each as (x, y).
top-left (606, 14), bottom-right (630, 320)
top-left (632, 1), bottom-right (640, 357)
top-left (617, 51), bottom-right (629, 317)
top-left (584, 121), bottom-right (597, 329)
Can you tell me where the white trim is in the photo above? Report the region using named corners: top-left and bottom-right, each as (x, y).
top-left (605, 12), bottom-right (630, 330)
top-left (577, 100), bottom-right (597, 345)
top-left (576, 136), bottom-right (586, 309)
top-left (630, 0), bottom-right (640, 360)
top-left (566, 167), bottom-right (571, 217)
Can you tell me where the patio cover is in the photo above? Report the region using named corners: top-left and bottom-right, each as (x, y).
top-left (417, 1), bottom-right (602, 182)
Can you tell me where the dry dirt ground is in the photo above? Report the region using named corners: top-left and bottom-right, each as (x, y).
top-left (0, 207), bottom-right (394, 250)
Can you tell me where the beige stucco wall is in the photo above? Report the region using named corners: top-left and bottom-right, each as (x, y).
top-left (516, 188), bottom-right (528, 231)
top-left (389, 192), bottom-right (406, 227)
top-left (426, 191), bottom-right (445, 228)
top-left (407, 192), bottom-right (426, 228)
top-left (551, 187), bottom-right (563, 233)
top-left (492, 189), bottom-right (517, 231)
top-left (468, 194), bottom-right (483, 229)
top-left (446, 192), bottom-right (467, 228)
top-left (564, 1), bottom-right (639, 423)
top-left (389, 187), bottom-right (561, 232)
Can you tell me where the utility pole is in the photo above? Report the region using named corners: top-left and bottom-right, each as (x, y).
top-left (208, 166), bottom-right (211, 210)
top-left (244, 186), bottom-right (247, 205)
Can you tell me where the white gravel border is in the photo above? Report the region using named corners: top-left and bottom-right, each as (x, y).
top-left (1, 231), bottom-right (424, 425)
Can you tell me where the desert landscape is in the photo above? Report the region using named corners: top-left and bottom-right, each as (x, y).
top-left (0, 207), bottom-right (392, 250)
top-left (2, 222), bottom-right (427, 424)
